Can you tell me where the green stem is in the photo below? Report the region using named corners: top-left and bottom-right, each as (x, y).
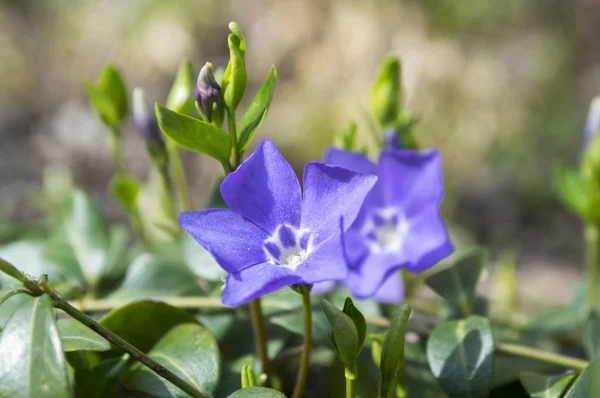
top-left (227, 109), bottom-right (240, 170)
top-left (292, 292), bottom-right (312, 398)
top-left (166, 141), bottom-right (191, 211)
top-left (586, 223), bottom-right (599, 312)
top-left (249, 299), bottom-right (271, 387)
top-left (345, 365), bottom-right (357, 398)
top-left (108, 127), bottom-right (126, 174)
top-left (38, 276), bottom-right (207, 398)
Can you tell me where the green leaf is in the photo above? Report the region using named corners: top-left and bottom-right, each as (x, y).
top-left (342, 297), bottom-right (367, 353)
top-left (155, 103), bottom-right (232, 164)
top-left (63, 190), bottom-right (109, 285)
top-left (98, 65), bottom-right (128, 123)
top-left (182, 233), bottom-right (225, 281)
top-left (227, 387), bottom-right (286, 397)
top-left (585, 310), bottom-right (600, 358)
top-left (426, 316), bottom-right (495, 398)
top-left (0, 295), bottom-right (71, 398)
top-left (85, 82), bottom-right (120, 128)
top-left (137, 167), bottom-right (180, 244)
top-left (0, 284), bottom-right (29, 306)
top-left (57, 318), bottom-right (110, 352)
top-left (563, 356), bottom-right (600, 397)
top-left (237, 66), bottom-right (277, 153)
top-left (108, 253), bottom-right (204, 298)
top-left (555, 165), bottom-right (589, 219)
top-left (166, 59), bottom-right (196, 116)
top-left (0, 242), bottom-right (65, 284)
top-left (370, 56), bottom-right (401, 127)
top-left (222, 23), bottom-right (247, 112)
top-left (321, 298), bottom-right (360, 367)
top-left (425, 247), bottom-right (487, 316)
top-left (380, 303), bottom-right (412, 398)
top-left (0, 291), bottom-right (29, 328)
top-left (519, 372), bottom-right (577, 398)
top-left (241, 364), bottom-right (257, 388)
top-left (98, 300), bottom-right (199, 358)
top-left (71, 356), bottom-right (127, 398)
top-left (124, 323), bottom-right (220, 398)
top-left (109, 173), bottom-right (141, 213)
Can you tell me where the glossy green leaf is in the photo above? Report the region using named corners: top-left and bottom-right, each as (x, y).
top-left (182, 233), bottom-right (225, 281)
top-left (585, 310), bottom-right (600, 358)
top-left (380, 303), bottom-right (412, 398)
top-left (71, 356), bottom-right (127, 398)
top-left (237, 66), bottom-right (277, 153)
top-left (63, 190), bottom-right (109, 285)
top-left (241, 364), bottom-right (257, 388)
top-left (227, 387), bottom-right (286, 397)
top-left (0, 295), bottom-right (71, 398)
top-left (321, 298), bottom-right (360, 367)
top-left (57, 318), bottom-right (110, 352)
top-left (519, 372), bottom-right (576, 398)
top-left (425, 247), bottom-right (487, 316)
top-left (109, 173), bottom-right (141, 213)
top-left (0, 242), bottom-right (64, 284)
top-left (156, 103), bottom-right (232, 164)
top-left (108, 253), bottom-right (204, 298)
top-left (427, 316), bottom-right (495, 398)
top-left (0, 284), bottom-right (29, 306)
top-left (343, 297), bottom-right (367, 352)
top-left (98, 300), bottom-right (198, 358)
top-left (555, 165), bottom-right (589, 219)
top-left (85, 82), bottom-right (120, 128)
top-left (0, 291), bottom-right (30, 328)
top-left (125, 323), bottom-right (220, 398)
top-left (222, 23), bottom-right (247, 112)
top-left (370, 56), bottom-right (401, 127)
top-left (563, 356), bottom-right (600, 397)
top-left (98, 65), bottom-right (128, 123)
top-left (370, 333), bottom-right (385, 369)
top-left (166, 59), bottom-right (196, 116)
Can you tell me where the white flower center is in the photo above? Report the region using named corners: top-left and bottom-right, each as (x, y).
top-left (361, 207), bottom-right (408, 254)
top-left (264, 224), bottom-right (313, 271)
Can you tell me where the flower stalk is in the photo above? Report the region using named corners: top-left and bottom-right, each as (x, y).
top-left (249, 298), bottom-right (271, 387)
top-left (586, 223), bottom-right (599, 311)
top-left (291, 290), bottom-right (313, 398)
top-left (108, 127), bottom-right (126, 174)
top-left (345, 366), bottom-right (357, 398)
top-left (167, 140), bottom-right (191, 211)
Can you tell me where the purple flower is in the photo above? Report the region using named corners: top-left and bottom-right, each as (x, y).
top-left (312, 270), bottom-right (405, 304)
top-left (584, 97), bottom-right (600, 149)
top-left (383, 128), bottom-right (402, 150)
top-left (179, 139), bottom-right (377, 306)
top-left (323, 147), bottom-right (453, 300)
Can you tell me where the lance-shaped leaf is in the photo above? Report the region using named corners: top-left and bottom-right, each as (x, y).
top-left (109, 173), bottom-right (141, 214)
top-left (426, 316), bottom-right (495, 398)
top-left (321, 298), bottom-right (361, 367)
top-left (155, 103), bottom-right (232, 164)
top-left (0, 295), bottom-right (71, 398)
top-left (58, 318), bottom-right (111, 352)
top-left (519, 372), bottom-right (577, 398)
top-left (380, 303), bottom-right (411, 398)
top-left (241, 364), bottom-right (257, 388)
top-left (425, 247), bottom-right (487, 316)
top-left (555, 165), bottom-right (589, 219)
top-left (166, 59), bottom-right (196, 116)
top-left (227, 387), bottom-right (286, 397)
top-left (98, 65), bottom-right (129, 123)
top-left (222, 23), bottom-right (247, 112)
top-left (237, 66), bottom-right (277, 153)
top-left (124, 323), bottom-right (220, 398)
top-left (343, 297), bottom-right (367, 352)
top-left (370, 56), bottom-right (401, 127)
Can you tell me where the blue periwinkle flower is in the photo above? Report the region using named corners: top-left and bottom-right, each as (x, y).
top-left (323, 147), bottom-right (453, 300)
top-left (312, 270), bottom-right (404, 304)
top-left (180, 139), bottom-right (377, 306)
top-left (584, 97), bottom-right (600, 149)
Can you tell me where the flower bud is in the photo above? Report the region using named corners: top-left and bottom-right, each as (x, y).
top-left (132, 87), bottom-right (168, 168)
top-left (195, 62), bottom-right (224, 127)
top-left (584, 97), bottom-right (600, 149)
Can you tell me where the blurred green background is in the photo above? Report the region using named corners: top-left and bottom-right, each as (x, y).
top-left (1, 0), bottom-right (599, 305)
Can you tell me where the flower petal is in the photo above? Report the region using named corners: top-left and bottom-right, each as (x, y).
top-left (221, 139), bottom-right (302, 233)
top-left (297, 236), bottom-right (348, 283)
top-left (301, 162), bottom-right (377, 245)
top-left (221, 262), bottom-right (303, 306)
top-left (403, 206), bottom-right (454, 272)
top-left (378, 149), bottom-right (444, 216)
top-left (373, 271), bottom-right (405, 304)
top-left (345, 252), bottom-right (401, 299)
top-left (310, 280), bottom-right (338, 296)
top-left (324, 147), bottom-right (378, 175)
top-left (179, 209), bottom-right (268, 273)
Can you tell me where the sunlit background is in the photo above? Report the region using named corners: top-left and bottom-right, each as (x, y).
top-left (2, 0), bottom-right (600, 306)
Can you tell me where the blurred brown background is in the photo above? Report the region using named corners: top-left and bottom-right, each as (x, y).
top-left (2, 0), bottom-right (600, 305)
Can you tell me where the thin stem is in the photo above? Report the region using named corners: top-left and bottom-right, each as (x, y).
top-left (292, 292), bottom-right (312, 398)
top-left (70, 296), bottom-right (225, 312)
top-left (227, 110), bottom-right (240, 170)
top-left (166, 141), bottom-right (191, 211)
top-left (586, 223), bottom-right (599, 312)
top-left (108, 127), bottom-right (126, 174)
top-left (249, 298), bottom-right (271, 387)
top-left (38, 277), bottom-right (207, 398)
top-left (344, 366), bottom-right (357, 398)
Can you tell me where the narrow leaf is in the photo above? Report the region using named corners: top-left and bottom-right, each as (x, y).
top-left (380, 303), bottom-right (411, 398)
top-left (342, 297), bottom-right (367, 353)
top-left (426, 316), bottom-right (495, 398)
top-left (321, 298), bottom-right (360, 366)
top-left (155, 103), bottom-right (232, 164)
top-left (237, 66), bottom-right (277, 153)
top-left (124, 323), bottom-right (220, 398)
top-left (166, 59), bottom-right (196, 116)
top-left (0, 295), bottom-right (72, 398)
top-left (425, 247), bottom-right (487, 316)
top-left (58, 318), bottom-right (111, 352)
top-left (98, 65), bottom-right (129, 123)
